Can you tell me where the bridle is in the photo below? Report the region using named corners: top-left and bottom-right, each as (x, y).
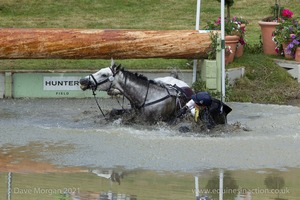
top-left (88, 66), bottom-right (120, 119)
top-left (88, 66), bottom-right (118, 93)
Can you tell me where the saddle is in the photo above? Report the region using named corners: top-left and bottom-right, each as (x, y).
top-left (171, 85), bottom-right (195, 101)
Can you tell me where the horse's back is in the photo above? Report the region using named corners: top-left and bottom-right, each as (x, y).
top-left (154, 76), bottom-right (189, 88)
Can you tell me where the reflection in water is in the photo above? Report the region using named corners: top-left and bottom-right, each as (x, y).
top-left (264, 174), bottom-right (285, 200)
top-left (1, 99), bottom-right (300, 199)
top-left (2, 167), bottom-right (300, 200)
top-left (205, 171), bottom-right (238, 199)
top-left (99, 192), bottom-right (136, 200)
top-left (2, 170), bottom-right (191, 200)
top-left (4, 171), bottom-right (137, 200)
top-left (0, 142), bottom-right (83, 173)
top-left (0, 140), bottom-right (299, 199)
top-left (192, 169), bottom-right (298, 200)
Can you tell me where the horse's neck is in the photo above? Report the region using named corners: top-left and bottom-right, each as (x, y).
top-left (115, 72), bottom-right (150, 106)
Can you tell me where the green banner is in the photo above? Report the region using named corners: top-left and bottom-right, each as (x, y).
top-left (13, 73), bottom-right (108, 98)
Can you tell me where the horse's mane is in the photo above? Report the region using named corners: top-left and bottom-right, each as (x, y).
top-left (118, 66), bottom-right (167, 88)
top-left (121, 67), bottom-right (148, 81)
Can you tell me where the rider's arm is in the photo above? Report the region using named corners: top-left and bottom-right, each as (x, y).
top-left (176, 99), bottom-right (195, 117)
top-left (185, 99), bottom-right (195, 110)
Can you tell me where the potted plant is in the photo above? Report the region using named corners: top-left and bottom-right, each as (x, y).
top-left (285, 28), bottom-right (300, 61)
top-left (258, 0), bottom-right (294, 55)
top-left (232, 16), bottom-right (249, 57)
top-left (205, 17), bottom-right (242, 64)
top-left (273, 19), bottom-right (298, 59)
top-left (207, 32), bottom-right (233, 65)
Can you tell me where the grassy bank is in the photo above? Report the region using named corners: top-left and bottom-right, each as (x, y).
top-left (0, 0), bottom-right (300, 104)
top-left (228, 54), bottom-right (300, 104)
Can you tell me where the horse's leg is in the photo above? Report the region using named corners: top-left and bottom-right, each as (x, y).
top-left (109, 108), bottom-right (133, 120)
top-left (110, 108), bottom-right (128, 116)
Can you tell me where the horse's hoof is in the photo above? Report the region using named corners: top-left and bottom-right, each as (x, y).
top-left (110, 109), bottom-right (125, 116)
top-left (179, 126), bottom-right (190, 133)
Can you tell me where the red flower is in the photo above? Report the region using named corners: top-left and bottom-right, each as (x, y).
top-left (282, 9), bottom-right (293, 18)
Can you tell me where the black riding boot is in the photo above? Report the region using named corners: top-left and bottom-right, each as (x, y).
top-left (200, 108), bottom-right (215, 130)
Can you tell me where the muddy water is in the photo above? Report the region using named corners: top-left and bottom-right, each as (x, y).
top-left (0, 98), bottom-right (300, 199)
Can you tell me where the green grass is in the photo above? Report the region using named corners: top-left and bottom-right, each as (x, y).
top-left (1, 0), bottom-right (298, 42)
top-left (0, 0), bottom-right (300, 104)
top-left (228, 53), bottom-right (300, 104)
top-left (0, 59), bottom-right (191, 71)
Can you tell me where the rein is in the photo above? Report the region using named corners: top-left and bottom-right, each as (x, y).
top-left (92, 90), bottom-right (107, 120)
top-left (137, 81), bottom-right (175, 109)
top-left (89, 66), bottom-right (119, 119)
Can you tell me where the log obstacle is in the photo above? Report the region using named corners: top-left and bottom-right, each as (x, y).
top-left (0, 29), bottom-right (212, 59)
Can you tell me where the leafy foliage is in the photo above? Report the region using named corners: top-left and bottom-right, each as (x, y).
top-left (273, 19), bottom-right (299, 55)
top-left (204, 17), bottom-right (241, 36)
top-left (207, 32), bottom-right (219, 60)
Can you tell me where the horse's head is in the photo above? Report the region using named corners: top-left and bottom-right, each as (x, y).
top-left (79, 62), bottom-right (122, 91)
top-left (79, 67), bottom-right (113, 91)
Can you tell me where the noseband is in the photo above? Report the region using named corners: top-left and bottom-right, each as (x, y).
top-left (89, 67), bottom-right (117, 92)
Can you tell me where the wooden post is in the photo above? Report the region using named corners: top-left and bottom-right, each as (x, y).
top-left (0, 29), bottom-right (211, 59)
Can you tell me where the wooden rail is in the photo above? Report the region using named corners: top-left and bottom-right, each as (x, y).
top-left (0, 29), bottom-right (212, 59)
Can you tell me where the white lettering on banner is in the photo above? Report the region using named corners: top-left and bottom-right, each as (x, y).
top-left (43, 76), bottom-right (81, 90)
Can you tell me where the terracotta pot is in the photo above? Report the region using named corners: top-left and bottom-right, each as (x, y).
top-left (235, 43), bottom-right (244, 58)
top-left (295, 47), bottom-right (300, 62)
top-left (282, 42), bottom-right (293, 59)
top-left (258, 21), bottom-right (279, 55)
top-left (235, 24), bottom-right (246, 58)
top-left (225, 35), bottom-right (239, 65)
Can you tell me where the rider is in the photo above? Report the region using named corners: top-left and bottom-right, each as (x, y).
top-left (177, 92), bottom-right (232, 130)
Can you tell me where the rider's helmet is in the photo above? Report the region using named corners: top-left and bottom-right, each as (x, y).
top-left (191, 92), bottom-right (212, 106)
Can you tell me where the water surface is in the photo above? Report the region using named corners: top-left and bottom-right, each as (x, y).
top-left (0, 99), bottom-right (299, 199)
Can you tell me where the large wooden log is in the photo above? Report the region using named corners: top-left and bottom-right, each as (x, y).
top-left (0, 29), bottom-right (212, 59)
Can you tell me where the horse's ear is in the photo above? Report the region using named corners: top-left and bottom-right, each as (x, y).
top-left (117, 64), bottom-right (122, 71)
top-left (111, 58), bottom-right (115, 67)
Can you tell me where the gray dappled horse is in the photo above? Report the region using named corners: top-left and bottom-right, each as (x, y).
top-left (80, 64), bottom-right (194, 123)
